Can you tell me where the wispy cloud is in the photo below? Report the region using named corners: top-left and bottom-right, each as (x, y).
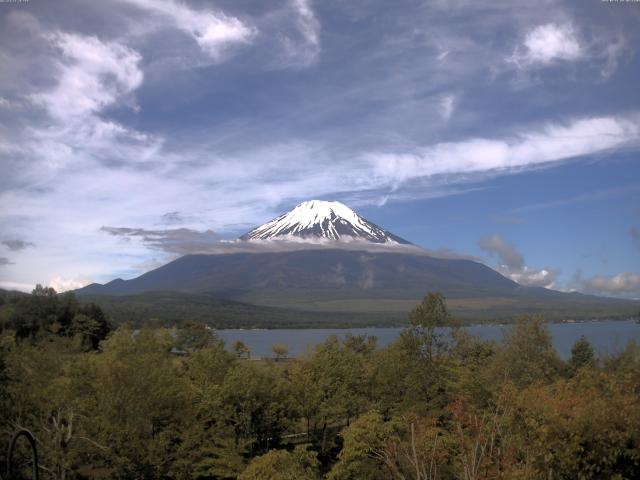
top-left (479, 234), bottom-right (524, 270)
top-left (0, 258), bottom-right (14, 266)
top-left (2, 239), bottom-right (35, 251)
top-left (22, 30), bottom-right (160, 173)
top-left (100, 226), bottom-right (220, 255)
top-left (32, 32), bottom-right (143, 120)
top-left (581, 272), bottom-right (640, 297)
top-left (509, 185), bottom-right (640, 214)
top-left (116, 0), bottom-right (255, 60)
top-left (160, 211), bottom-right (185, 225)
top-left (479, 233), bottom-right (557, 288)
top-left (277, 0), bottom-right (321, 67)
top-left (367, 115), bottom-right (640, 190)
top-left (439, 94), bottom-right (457, 121)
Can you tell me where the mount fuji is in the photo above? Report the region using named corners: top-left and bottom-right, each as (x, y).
top-left (76, 200), bottom-right (639, 325)
top-left (240, 200), bottom-right (410, 245)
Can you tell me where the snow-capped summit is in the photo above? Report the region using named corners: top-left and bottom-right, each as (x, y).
top-left (240, 200), bottom-right (411, 244)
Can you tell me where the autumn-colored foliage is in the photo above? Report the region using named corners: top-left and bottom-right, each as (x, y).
top-left (1, 291), bottom-right (639, 479)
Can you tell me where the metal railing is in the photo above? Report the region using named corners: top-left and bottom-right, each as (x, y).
top-left (3, 430), bottom-right (38, 480)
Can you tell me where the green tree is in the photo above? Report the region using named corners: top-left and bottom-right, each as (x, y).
top-left (221, 362), bottom-right (294, 455)
top-left (239, 446), bottom-right (320, 480)
top-left (4, 338), bottom-right (104, 479)
top-left (388, 293), bottom-right (457, 415)
top-left (175, 320), bottom-right (218, 352)
top-left (272, 343), bottom-right (289, 360)
top-left (569, 335), bottom-right (595, 373)
top-left (404, 292), bottom-right (455, 361)
top-left (32, 284), bottom-right (57, 297)
top-left (289, 357), bottom-right (324, 440)
top-left (77, 302), bottom-right (110, 347)
top-left (343, 334), bottom-right (377, 356)
top-left (55, 291), bottom-right (79, 335)
top-left (290, 336), bottom-right (369, 455)
top-left (10, 285), bottom-right (60, 341)
top-left (89, 327), bottom-right (188, 478)
top-left (491, 315), bottom-right (562, 388)
top-left (71, 313), bottom-right (103, 351)
top-left (328, 411), bottom-right (394, 480)
top-left (8, 287), bottom-right (109, 347)
top-left (173, 343), bottom-right (244, 479)
top-left (369, 341), bottom-right (409, 415)
top-left (409, 292), bottom-right (453, 329)
top-left (330, 411), bottom-right (453, 480)
top-left (233, 340), bottom-right (251, 359)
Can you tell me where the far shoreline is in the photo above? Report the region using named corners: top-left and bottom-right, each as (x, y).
top-left (216, 315), bottom-right (640, 331)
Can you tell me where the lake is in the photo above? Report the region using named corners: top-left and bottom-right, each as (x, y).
top-left (218, 319), bottom-right (640, 359)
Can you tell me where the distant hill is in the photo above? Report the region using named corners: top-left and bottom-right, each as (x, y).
top-left (0, 288), bottom-right (29, 300)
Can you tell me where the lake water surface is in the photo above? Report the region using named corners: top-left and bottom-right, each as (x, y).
top-left (218, 320), bottom-right (640, 359)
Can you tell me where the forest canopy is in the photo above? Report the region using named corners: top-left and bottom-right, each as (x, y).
top-left (0, 289), bottom-right (639, 479)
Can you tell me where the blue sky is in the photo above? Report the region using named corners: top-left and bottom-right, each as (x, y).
top-left (0, 0), bottom-right (639, 297)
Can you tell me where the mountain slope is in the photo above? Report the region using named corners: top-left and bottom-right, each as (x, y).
top-left (75, 249), bottom-right (639, 324)
top-left (75, 248), bottom-right (637, 319)
top-left (77, 249), bottom-right (521, 299)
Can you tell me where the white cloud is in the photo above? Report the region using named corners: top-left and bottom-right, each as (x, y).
top-left (437, 50), bottom-right (450, 61)
top-left (279, 0), bottom-right (321, 67)
top-left (479, 234), bottom-right (557, 289)
top-left (293, 0), bottom-right (320, 60)
top-left (0, 27), bottom-right (164, 287)
top-left (24, 31), bottom-right (160, 172)
top-left (582, 272), bottom-right (640, 296)
top-left (503, 266), bottom-right (557, 289)
top-left (117, 0), bottom-right (255, 60)
top-left (367, 115), bottom-right (640, 189)
top-left (0, 281), bottom-right (35, 293)
top-left (512, 23), bottom-right (583, 67)
top-left (32, 32), bottom-right (143, 120)
top-left (439, 94), bottom-right (456, 121)
top-left (49, 276), bottom-right (92, 293)
top-left (599, 36), bottom-right (626, 79)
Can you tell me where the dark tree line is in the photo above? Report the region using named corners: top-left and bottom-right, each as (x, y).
top-left (3, 285), bottom-right (110, 349)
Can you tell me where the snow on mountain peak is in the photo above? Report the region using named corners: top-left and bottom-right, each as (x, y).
top-left (240, 200), bottom-right (411, 244)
